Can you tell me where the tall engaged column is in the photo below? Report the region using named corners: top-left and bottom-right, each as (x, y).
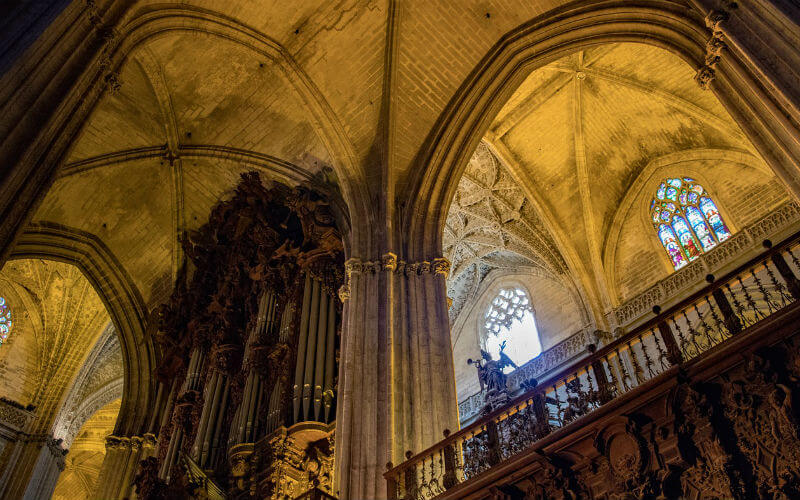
top-left (334, 254), bottom-right (459, 499)
top-left (18, 435), bottom-right (66, 500)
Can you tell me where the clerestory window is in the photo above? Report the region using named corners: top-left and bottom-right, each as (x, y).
top-left (0, 297), bottom-right (12, 346)
top-left (482, 287), bottom-right (541, 370)
top-left (651, 177), bottom-right (731, 270)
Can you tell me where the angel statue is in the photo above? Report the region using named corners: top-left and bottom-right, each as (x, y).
top-left (468, 341), bottom-right (518, 413)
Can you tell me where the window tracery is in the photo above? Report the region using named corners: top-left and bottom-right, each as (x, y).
top-left (482, 287), bottom-right (541, 368)
top-left (651, 177), bottom-right (731, 270)
top-left (0, 297), bottom-right (12, 346)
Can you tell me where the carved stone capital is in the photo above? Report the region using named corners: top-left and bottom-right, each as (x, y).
top-left (695, 64), bottom-right (716, 90)
top-left (432, 257), bottom-right (451, 278)
top-left (104, 71), bottom-right (122, 95)
top-left (105, 435), bottom-right (124, 451)
top-left (696, 8), bottom-right (729, 90)
top-left (381, 252), bottom-right (398, 272)
top-left (338, 283), bottom-right (351, 302)
top-left (344, 258), bottom-right (363, 276)
top-left (363, 261), bottom-right (381, 274)
top-left (142, 433), bottom-right (157, 450)
top-left (705, 9), bottom-right (729, 33)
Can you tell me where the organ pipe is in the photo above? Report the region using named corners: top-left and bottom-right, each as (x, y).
top-left (161, 347), bottom-right (206, 480)
top-left (290, 273), bottom-right (340, 425)
top-left (323, 295), bottom-right (336, 422)
top-left (313, 290), bottom-right (329, 421)
top-left (302, 279), bottom-right (321, 421)
top-left (293, 274), bottom-right (313, 422)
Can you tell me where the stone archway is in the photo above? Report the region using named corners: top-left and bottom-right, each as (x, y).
top-left (402, 0), bottom-right (800, 264)
top-left (10, 222), bottom-right (154, 438)
top-left (0, 3), bottom-right (367, 263)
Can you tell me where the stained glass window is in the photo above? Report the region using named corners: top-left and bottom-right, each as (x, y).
top-left (483, 288), bottom-right (541, 370)
top-left (651, 178), bottom-right (732, 270)
top-left (0, 297), bottom-right (12, 346)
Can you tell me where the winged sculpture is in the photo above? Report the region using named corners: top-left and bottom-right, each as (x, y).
top-left (471, 341), bottom-right (518, 395)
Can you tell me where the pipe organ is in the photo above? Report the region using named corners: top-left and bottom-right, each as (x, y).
top-left (293, 274), bottom-right (339, 425)
top-left (135, 173), bottom-right (343, 499)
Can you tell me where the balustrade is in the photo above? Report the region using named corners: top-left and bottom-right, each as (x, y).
top-left (385, 233), bottom-right (800, 500)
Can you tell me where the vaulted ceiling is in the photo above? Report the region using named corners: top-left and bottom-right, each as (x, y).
top-left (30, 0), bottom-right (599, 312)
top-left (21, 4), bottom-right (791, 348)
top-left (0, 260), bottom-right (110, 432)
top-left (446, 42), bottom-right (786, 328)
top-left (444, 142), bottom-right (575, 324)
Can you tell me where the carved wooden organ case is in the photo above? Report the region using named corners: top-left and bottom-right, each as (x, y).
top-left (150, 172), bottom-right (343, 495)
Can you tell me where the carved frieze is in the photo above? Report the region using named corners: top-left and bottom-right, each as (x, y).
top-left (0, 397), bottom-right (35, 431)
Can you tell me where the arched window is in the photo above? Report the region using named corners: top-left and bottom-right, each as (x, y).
top-left (482, 287), bottom-right (541, 370)
top-left (651, 177), bottom-right (731, 270)
top-left (0, 297), bottom-right (12, 346)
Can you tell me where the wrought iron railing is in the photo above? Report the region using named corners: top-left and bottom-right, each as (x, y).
top-left (385, 234), bottom-right (800, 500)
top-left (458, 326), bottom-right (595, 424)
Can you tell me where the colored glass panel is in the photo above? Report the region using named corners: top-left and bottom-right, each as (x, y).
top-left (658, 224), bottom-right (687, 269)
top-left (685, 206), bottom-right (716, 251)
top-left (666, 187), bottom-right (678, 201)
top-left (699, 197), bottom-right (731, 241)
top-left (651, 177), bottom-right (732, 271)
top-left (0, 297), bottom-right (11, 346)
top-left (672, 215), bottom-right (701, 260)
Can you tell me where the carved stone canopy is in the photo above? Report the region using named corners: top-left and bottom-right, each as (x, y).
top-left (443, 142), bottom-right (568, 324)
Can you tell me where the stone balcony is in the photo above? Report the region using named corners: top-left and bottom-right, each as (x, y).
top-left (387, 231), bottom-right (800, 500)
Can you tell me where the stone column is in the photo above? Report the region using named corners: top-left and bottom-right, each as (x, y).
top-left (688, 0), bottom-right (800, 196)
top-left (92, 433), bottom-right (157, 500)
top-left (19, 435), bottom-right (66, 500)
top-left (0, 399), bottom-right (37, 498)
top-left (334, 254), bottom-right (459, 499)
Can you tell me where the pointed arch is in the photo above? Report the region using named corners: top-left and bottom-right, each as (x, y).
top-left (403, 0), bottom-right (800, 270)
top-left (9, 222), bottom-right (154, 438)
